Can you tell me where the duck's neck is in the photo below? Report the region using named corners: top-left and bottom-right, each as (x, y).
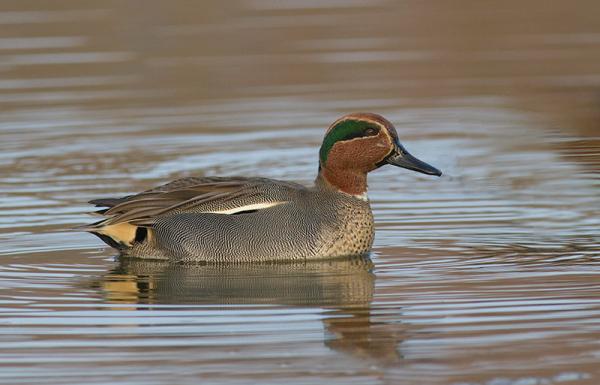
top-left (316, 166), bottom-right (368, 197)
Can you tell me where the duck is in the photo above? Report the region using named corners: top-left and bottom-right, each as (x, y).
top-left (82, 112), bottom-right (441, 262)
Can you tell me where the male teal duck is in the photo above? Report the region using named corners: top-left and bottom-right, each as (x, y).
top-left (83, 113), bottom-right (441, 262)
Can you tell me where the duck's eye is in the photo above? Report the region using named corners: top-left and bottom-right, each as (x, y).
top-left (364, 127), bottom-right (378, 136)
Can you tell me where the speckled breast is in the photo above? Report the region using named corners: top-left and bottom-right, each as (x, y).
top-left (315, 197), bottom-right (375, 258)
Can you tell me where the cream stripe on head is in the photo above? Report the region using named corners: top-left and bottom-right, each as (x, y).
top-left (325, 112), bottom-right (391, 136)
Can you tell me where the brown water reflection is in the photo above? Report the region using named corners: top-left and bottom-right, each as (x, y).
top-left (102, 257), bottom-right (375, 307)
top-left (99, 257), bottom-right (406, 364)
top-left (0, 0), bottom-right (600, 384)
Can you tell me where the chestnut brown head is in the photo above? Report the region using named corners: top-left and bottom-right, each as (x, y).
top-left (318, 113), bottom-right (441, 195)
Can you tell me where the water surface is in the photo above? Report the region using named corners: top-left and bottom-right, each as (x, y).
top-left (1, 1), bottom-right (599, 384)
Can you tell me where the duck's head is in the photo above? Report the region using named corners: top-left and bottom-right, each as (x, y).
top-left (318, 112), bottom-right (441, 197)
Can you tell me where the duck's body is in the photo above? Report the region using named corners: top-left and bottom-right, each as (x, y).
top-left (83, 113), bottom-right (441, 262)
top-left (91, 176), bottom-right (373, 262)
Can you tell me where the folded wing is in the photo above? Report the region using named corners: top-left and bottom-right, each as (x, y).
top-left (83, 176), bottom-right (303, 248)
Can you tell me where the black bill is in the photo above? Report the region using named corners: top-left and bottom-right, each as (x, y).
top-left (386, 143), bottom-right (442, 176)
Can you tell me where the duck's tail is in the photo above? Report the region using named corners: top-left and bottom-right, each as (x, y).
top-left (75, 218), bottom-right (152, 251)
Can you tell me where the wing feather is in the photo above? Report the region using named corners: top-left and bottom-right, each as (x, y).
top-left (86, 176), bottom-right (304, 230)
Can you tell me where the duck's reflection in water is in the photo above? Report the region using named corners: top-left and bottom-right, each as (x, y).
top-left (99, 256), bottom-right (402, 364)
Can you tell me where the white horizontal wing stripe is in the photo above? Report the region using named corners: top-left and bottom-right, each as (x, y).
top-left (207, 201), bottom-right (286, 214)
